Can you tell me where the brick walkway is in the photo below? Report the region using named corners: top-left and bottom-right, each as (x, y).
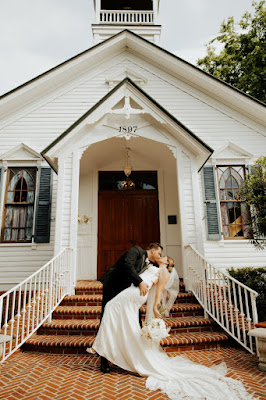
top-left (0, 347), bottom-right (265, 400)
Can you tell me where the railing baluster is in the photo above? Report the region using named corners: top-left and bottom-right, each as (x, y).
top-left (26, 279), bottom-right (32, 338)
top-left (8, 290), bottom-right (16, 355)
top-left (244, 288), bottom-right (252, 350)
top-left (31, 275), bottom-right (37, 333)
top-left (15, 286), bottom-right (22, 349)
top-left (238, 285), bottom-right (246, 346)
top-left (21, 282), bottom-right (27, 343)
top-left (184, 244), bottom-right (258, 354)
top-left (232, 281), bottom-right (241, 341)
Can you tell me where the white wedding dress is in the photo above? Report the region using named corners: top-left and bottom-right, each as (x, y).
top-left (92, 266), bottom-right (254, 400)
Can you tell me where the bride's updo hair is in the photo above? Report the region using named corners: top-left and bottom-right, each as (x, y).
top-left (167, 256), bottom-right (174, 273)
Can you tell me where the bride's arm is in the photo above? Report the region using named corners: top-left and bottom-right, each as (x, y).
top-left (153, 267), bottom-right (170, 319)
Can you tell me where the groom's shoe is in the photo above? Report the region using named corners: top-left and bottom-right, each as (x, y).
top-left (100, 357), bottom-right (110, 373)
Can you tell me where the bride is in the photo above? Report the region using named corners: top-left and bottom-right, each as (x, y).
top-left (88, 256), bottom-right (254, 400)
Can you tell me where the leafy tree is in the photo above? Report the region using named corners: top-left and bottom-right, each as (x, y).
top-left (239, 156), bottom-right (266, 249)
top-left (197, 1), bottom-right (266, 103)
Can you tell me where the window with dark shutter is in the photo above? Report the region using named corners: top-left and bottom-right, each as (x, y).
top-left (1, 167), bottom-right (37, 242)
top-left (217, 166), bottom-right (249, 239)
top-left (34, 167), bottom-right (52, 243)
top-left (202, 166), bottom-right (221, 240)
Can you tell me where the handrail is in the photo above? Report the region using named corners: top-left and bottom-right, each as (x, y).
top-left (0, 248), bottom-right (73, 363)
top-left (100, 10), bottom-right (154, 24)
top-left (184, 244), bottom-right (259, 354)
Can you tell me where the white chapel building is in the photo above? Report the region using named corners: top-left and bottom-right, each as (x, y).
top-left (0, 0), bottom-right (266, 292)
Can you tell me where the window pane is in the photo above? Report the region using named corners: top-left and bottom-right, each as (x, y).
top-left (4, 228), bottom-right (11, 241)
top-left (6, 191), bottom-right (13, 202)
top-left (18, 228), bottom-right (25, 240)
top-left (231, 177), bottom-right (239, 188)
top-left (23, 170), bottom-right (34, 190)
top-left (9, 170), bottom-right (22, 191)
top-left (11, 228), bottom-right (18, 241)
top-left (20, 208), bottom-right (27, 227)
top-left (12, 207), bottom-right (20, 227)
top-left (26, 227), bottom-right (32, 240)
top-left (26, 206), bottom-right (34, 228)
top-left (28, 191), bottom-right (34, 202)
top-left (220, 203), bottom-right (230, 237)
top-left (5, 207), bottom-right (13, 227)
top-left (227, 202), bottom-right (235, 223)
top-left (226, 189), bottom-right (233, 200)
top-left (99, 171), bottom-right (158, 191)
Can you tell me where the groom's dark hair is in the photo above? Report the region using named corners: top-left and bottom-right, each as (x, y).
top-left (146, 242), bottom-right (163, 251)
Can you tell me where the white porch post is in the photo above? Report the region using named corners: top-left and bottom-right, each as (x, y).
top-left (54, 158), bottom-right (65, 255)
top-left (175, 148), bottom-right (187, 285)
top-left (69, 150), bottom-right (81, 293)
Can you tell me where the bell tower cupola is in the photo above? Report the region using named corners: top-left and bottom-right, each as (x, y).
top-left (92, 0), bottom-right (161, 45)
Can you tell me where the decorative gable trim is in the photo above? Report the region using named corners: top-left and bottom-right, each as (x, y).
top-left (0, 143), bottom-right (43, 165)
top-left (42, 78), bottom-right (213, 173)
top-left (211, 142), bottom-right (254, 165)
top-left (105, 67), bottom-right (148, 89)
top-left (1, 30), bottom-right (264, 129)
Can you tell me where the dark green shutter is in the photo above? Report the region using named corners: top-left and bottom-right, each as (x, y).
top-left (202, 166), bottom-right (221, 240)
top-left (34, 167), bottom-right (53, 243)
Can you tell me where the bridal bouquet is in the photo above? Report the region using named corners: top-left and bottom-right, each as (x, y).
top-left (141, 318), bottom-right (170, 342)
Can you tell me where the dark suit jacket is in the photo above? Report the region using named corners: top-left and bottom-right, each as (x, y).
top-left (100, 246), bottom-right (147, 300)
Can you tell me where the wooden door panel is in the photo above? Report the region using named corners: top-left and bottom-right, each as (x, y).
top-left (97, 191), bottom-right (160, 279)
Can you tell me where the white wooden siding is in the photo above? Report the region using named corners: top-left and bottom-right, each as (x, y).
top-left (0, 50), bottom-right (265, 290)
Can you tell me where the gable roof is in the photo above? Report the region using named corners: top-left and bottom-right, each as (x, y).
top-left (1, 30), bottom-right (265, 127)
top-left (41, 78), bottom-right (213, 172)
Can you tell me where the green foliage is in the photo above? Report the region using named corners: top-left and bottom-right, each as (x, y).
top-left (197, 1), bottom-right (266, 103)
top-left (239, 156), bottom-right (266, 249)
top-left (228, 266), bottom-right (266, 322)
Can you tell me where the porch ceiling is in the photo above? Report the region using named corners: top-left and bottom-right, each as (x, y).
top-left (80, 136), bottom-right (176, 176)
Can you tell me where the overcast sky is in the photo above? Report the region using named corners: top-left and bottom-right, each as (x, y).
top-left (0, 0), bottom-right (255, 96)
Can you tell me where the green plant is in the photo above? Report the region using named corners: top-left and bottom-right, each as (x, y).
top-left (238, 156), bottom-right (266, 250)
top-left (228, 266), bottom-right (266, 322)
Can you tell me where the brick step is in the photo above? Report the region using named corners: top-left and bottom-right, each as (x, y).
top-left (75, 279), bottom-right (186, 295)
top-left (52, 303), bottom-right (204, 320)
top-left (61, 291), bottom-right (196, 306)
top-left (38, 316), bottom-right (215, 336)
top-left (22, 331), bottom-right (229, 355)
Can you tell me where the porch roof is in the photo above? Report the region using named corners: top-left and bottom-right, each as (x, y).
top-left (41, 78), bottom-right (213, 173)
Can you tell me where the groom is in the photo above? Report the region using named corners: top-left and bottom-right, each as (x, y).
top-left (99, 242), bottom-right (163, 373)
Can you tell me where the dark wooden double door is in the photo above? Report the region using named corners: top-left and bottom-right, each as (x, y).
top-left (97, 190), bottom-right (160, 279)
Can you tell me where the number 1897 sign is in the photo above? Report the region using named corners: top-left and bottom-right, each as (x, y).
top-left (119, 126), bottom-right (138, 133)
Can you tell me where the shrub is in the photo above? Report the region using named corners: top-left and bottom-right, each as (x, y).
top-left (227, 267), bottom-right (266, 322)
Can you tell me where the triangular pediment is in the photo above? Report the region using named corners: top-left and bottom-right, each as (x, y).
top-left (42, 78), bottom-right (213, 172)
top-left (1, 30), bottom-right (264, 129)
top-left (0, 143), bottom-right (43, 161)
top-left (212, 142), bottom-right (253, 162)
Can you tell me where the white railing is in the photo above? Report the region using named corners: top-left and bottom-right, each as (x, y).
top-left (100, 10), bottom-right (154, 24)
top-left (0, 248), bottom-right (73, 363)
top-left (184, 245), bottom-right (259, 354)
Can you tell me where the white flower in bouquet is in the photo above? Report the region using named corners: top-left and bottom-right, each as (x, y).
top-left (141, 318), bottom-right (170, 342)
